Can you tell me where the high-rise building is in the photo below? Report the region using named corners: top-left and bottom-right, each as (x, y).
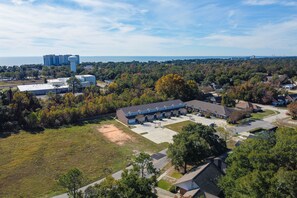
top-left (43, 54), bottom-right (80, 66)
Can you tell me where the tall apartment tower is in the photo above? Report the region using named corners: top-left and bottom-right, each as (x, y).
top-left (43, 54), bottom-right (80, 66)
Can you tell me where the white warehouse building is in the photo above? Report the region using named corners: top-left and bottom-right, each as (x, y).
top-left (17, 75), bottom-right (96, 95)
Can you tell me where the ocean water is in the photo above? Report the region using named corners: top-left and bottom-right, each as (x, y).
top-left (0, 56), bottom-right (253, 66)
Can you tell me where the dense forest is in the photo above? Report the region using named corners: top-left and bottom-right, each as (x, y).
top-left (1, 57), bottom-right (297, 134)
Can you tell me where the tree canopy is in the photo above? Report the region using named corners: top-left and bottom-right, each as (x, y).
top-left (58, 168), bottom-right (84, 198)
top-left (167, 123), bottom-right (227, 173)
top-left (84, 152), bottom-right (158, 198)
top-left (155, 74), bottom-right (203, 101)
top-left (219, 128), bottom-right (297, 198)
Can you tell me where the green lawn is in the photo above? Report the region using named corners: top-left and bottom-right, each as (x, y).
top-left (0, 119), bottom-right (167, 198)
top-left (157, 179), bottom-right (172, 191)
top-left (251, 110), bottom-right (279, 120)
top-left (170, 171), bottom-right (183, 179)
top-left (165, 120), bottom-right (195, 133)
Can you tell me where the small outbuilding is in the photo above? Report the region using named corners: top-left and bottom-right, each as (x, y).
top-left (235, 101), bottom-right (262, 112)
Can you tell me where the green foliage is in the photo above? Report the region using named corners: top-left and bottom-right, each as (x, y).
top-left (251, 110), bottom-right (277, 120)
top-left (58, 168), bottom-right (84, 198)
top-left (227, 80), bottom-right (278, 104)
top-left (157, 179), bottom-right (172, 191)
top-left (221, 94), bottom-right (235, 107)
top-left (67, 77), bottom-right (82, 94)
top-left (167, 123), bottom-right (227, 173)
top-left (132, 152), bottom-right (158, 178)
top-left (84, 152), bottom-right (158, 198)
top-left (219, 128), bottom-right (297, 198)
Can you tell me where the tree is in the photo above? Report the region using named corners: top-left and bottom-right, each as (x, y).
top-left (155, 74), bottom-right (187, 100)
top-left (132, 152), bottom-right (158, 178)
top-left (167, 123), bottom-right (226, 173)
top-left (227, 110), bottom-right (248, 124)
top-left (24, 112), bottom-right (39, 130)
top-left (185, 80), bottom-right (204, 101)
top-left (219, 128), bottom-right (297, 198)
top-left (221, 94), bottom-right (235, 107)
top-left (67, 77), bottom-right (82, 94)
top-left (58, 168), bottom-right (84, 198)
top-left (84, 153), bottom-right (158, 198)
top-left (288, 101), bottom-right (297, 119)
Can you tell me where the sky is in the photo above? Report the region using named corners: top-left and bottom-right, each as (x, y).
top-left (0, 0), bottom-right (296, 56)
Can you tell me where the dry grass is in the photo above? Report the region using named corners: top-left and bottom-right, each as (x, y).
top-left (0, 119), bottom-right (167, 197)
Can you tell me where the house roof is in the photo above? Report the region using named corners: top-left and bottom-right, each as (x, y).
top-left (183, 188), bottom-right (200, 197)
top-left (287, 94), bottom-right (297, 101)
top-left (119, 99), bottom-right (185, 115)
top-left (204, 192), bottom-right (219, 198)
top-left (236, 101), bottom-right (261, 110)
top-left (175, 163), bottom-right (210, 185)
top-left (186, 100), bottom-right (233, 117)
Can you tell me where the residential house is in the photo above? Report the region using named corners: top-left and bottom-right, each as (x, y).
top-left (286, 94), bottom-right (297, 103)
top-left (272, 96), bottom-right (288, 106)
top-left (266, 74), bottom-right (289, 85)
top-left (282, 84), bottom-right (296, 90)
top-left (235, 101), bottom-right (262, 112)
top-left (174, 163), bottom-right (223, 198)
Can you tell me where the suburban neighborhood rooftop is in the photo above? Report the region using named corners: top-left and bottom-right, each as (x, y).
top-left (119, 99), bottom-right (185, 115)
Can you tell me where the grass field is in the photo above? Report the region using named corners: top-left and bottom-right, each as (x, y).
top-left (157, 179), bottom-right (172, 191)
top-left (251, 110), bottom-right (279, 120)
top-left (0, 119), bottom-right (167, 198)
top-left (165, 120), bottom-right (195, 133)
top-left (0, 79), bottom-right (44, 87)
top-left (170, 170), bottom-right (183, 179)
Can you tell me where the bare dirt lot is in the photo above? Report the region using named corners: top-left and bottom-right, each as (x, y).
top-left (97, 124), bottom-right (134, 145)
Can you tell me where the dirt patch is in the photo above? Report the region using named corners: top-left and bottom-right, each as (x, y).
top-left (97, 125), bottom-right (134, 145)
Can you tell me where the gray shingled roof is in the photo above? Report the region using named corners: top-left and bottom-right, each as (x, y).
top-left (186, 100), bottom-right (233, 117)
top-left (174, 163), bottom-right (210, 185)
top-left (120, 100), bottom-right (185, 115)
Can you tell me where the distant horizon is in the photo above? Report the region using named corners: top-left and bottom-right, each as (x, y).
top-left (1, 55), bottom-right (296, 58)
top-left (1, 55), bottom-right (297, 66)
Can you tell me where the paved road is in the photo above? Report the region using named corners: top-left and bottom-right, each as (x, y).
top-left (227, 103), bottom-right (289, 135)
top-left (230, 120), bottom-right (276, 134)
top-left (53, 149), bottom-right (169, 198)
top-left (253, 103), bottom-right (289, 123)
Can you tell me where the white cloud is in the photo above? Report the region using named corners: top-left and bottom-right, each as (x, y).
top-left (0, 0), bottom-right (296, 56)
top-left (0, 2), bottom-right (174, 56)
top-left (10, 0), bottom-right (35, 5)
top-left (243, 0), bottom-right (297, 6)
top-left (199, 19), bottom-right (297, 55)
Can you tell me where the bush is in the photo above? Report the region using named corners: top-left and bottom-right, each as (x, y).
top-left (169, 185), bottom-right (177, 193)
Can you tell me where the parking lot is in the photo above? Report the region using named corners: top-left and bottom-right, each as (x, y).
top-left (131, 114), bottom-right (227, 143)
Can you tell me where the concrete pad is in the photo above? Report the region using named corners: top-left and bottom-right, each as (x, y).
top-left (131, 114), bottom-right (228, 144)
top-left (229, 120), bottom-right (275, 134)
